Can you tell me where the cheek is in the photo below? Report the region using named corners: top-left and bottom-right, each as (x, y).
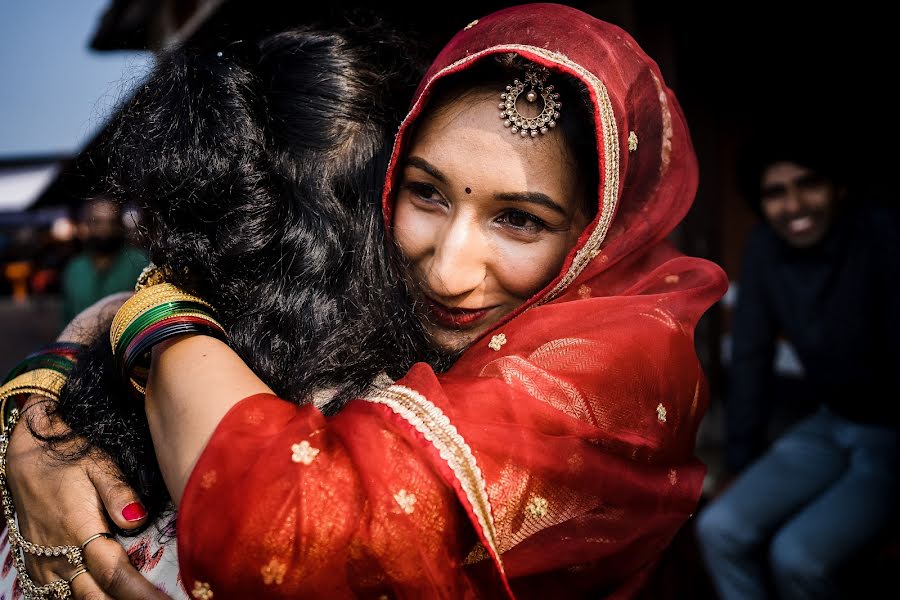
top-left (761, 199), bottom-right (784, 221)
top-left (804, 190), bottom-right (833, 212)
top-left (491, 238), bottom-right (571, 300)
top-left (393, 200), bottom-right (432, 262)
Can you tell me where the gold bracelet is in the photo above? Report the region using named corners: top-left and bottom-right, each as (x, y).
top-left (0, 407), bottom-right (80, 599)
top-left (134, 262), bottom-right (167, 291)
top-left (0, 369), bottom-right (66, 436)
top-left (109, 283), bottom-right (217, 351)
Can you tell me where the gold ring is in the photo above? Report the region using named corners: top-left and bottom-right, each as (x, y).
top-left (79, 532), bottom-right (114, 551)
top-left (68, 565), bottom-right (89, 585)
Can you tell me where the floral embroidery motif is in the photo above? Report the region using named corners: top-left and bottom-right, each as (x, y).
top-left (664, 274), bottom-right (680, 284)
top-left (577, 284), bottom-right (591, 299)
top-left (628, 130), bottom-right (638, 152)
top-left (464, 19), bottom-right (479, 30)
top-left (525, 495), bottom-right (549, 518)
top-left (394, 490), bottom-right (417, 514)
top-left (488, 333), bottom-right (507, 351)
top-left (291, 440), bottom-right (319, 465)
top-left (261, 557), bottom-right (287, 585)
top-left (668, 468), bottom-right (678, 485)
top-left (656, 403), bottom-right (667, 423)
top-left (199, 470), bottom-right (217, 490)
top-left (192, 581), bottom-right (213, 599)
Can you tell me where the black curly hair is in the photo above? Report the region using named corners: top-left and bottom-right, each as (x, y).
top-left (33, 20), bottom-right (444, 529)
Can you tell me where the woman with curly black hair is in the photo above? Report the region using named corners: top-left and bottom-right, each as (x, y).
top-left (2, 20), bottom-right (436, 599)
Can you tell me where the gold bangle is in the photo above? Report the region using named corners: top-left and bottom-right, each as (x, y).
top-left (0, 369), bottom-right (65, 435)
top-left (109, 283), bottom-right (218, 350)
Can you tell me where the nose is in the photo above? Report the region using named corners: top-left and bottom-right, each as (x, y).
top-left (782, 185), bottom-right (802, 213)
top-left (425, 216), bottom-right (487, 300)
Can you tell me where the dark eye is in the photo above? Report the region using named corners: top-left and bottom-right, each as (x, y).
top-left (796, 174), bottom-right (828, 192)
top-left (498, 209), bottom-right (546, 232)
top-left (404, 182), bottom-right (442, 203)
top-left (760, 184), bottom-right (787, 200)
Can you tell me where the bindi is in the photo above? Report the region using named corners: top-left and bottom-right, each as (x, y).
top-left (465, 187), bottom-right (472, 194)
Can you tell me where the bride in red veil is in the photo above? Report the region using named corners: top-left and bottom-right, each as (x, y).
top-left (1, 4), bottom-right (726, 599)
top-left (172, 4), bottom-right (727, 598)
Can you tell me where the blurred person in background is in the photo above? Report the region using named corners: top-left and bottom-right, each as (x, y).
top-left (60, 194), bottom-right (147, 325)
top-left (695, 127), bottom-right (900, 599)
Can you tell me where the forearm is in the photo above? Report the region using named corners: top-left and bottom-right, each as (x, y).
top-left (145, 335), bottom-right (272, 505)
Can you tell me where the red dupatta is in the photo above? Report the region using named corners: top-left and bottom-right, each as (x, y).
top-left (176, 4), bottom-right (727, 598)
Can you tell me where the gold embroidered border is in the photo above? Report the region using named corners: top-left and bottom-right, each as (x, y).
top-left (402, 45), bottom-right (621, 304)
top-left (362, 384), bottom-right (503, 570)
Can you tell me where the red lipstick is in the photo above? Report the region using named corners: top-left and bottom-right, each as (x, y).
top-left (426, 298), bottom-right (493, 329)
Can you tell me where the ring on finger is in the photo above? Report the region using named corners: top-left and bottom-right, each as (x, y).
top-left (68, 565), bottom-right (89, 585)
top-left (80, 532), bottom-right (115, 551)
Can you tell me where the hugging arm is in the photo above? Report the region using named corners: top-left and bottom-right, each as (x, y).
top-left (4, 293), bottom-right (170, 599)
top-left (145, 334), bottom-right (504, 599)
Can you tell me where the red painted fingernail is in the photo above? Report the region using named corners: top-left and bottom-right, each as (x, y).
top-left (122, 501), bottom-right (147, 522)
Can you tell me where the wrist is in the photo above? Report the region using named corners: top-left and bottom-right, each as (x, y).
top-left (110, 283), bottom-right (226, 399)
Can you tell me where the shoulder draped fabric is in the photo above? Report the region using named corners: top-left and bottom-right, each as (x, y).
top-left (176, 4), bottom-right (728, 598)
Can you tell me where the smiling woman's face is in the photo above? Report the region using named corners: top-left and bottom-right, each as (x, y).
top-left (392, 89), bottom-right (591, 354)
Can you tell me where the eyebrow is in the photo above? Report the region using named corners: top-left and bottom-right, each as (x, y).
top-left (405, 155), bottom-right (568, 217)
top-left (405, 156), bottom-right (448, 183)
top-left (495, 192), bottom-right (567, 216)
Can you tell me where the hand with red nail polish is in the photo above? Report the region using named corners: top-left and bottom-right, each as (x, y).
top-left (5, 395), bottom-right (170, 599)
top-left (122, 501), bottom-right (148, 522)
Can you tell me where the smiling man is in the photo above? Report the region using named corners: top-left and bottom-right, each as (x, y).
top-left (695, 132), bottom-right (900, 599)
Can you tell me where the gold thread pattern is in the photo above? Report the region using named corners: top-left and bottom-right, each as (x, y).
top-left (362, 385), bottom-right (503, 571)
top-left (656, 403), bottom-right (667, 423)
top-left (628, 131), bottom-right (638, 152)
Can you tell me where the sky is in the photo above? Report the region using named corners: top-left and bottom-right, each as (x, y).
top-left (0, 1), bottom-right (154, 158)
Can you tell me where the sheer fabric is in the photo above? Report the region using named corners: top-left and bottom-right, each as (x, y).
top-left (177, 4), bottom-right (728, 598)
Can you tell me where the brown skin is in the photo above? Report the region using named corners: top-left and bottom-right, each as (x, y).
top-left (759, 161), bottom-right (840, 249)
top-left (6, 292), bottom-right (169, 600)
top-left (394, 90), bottom-right (590, 353)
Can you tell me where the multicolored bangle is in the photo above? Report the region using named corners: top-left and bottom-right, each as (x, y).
top-left (110, 282), bottom-right (227, 396)
top-left (2, 342), bottom-right (82, 384)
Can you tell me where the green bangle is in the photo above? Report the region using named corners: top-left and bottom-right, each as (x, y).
top-left (115, 300), bottom-right (214, 362)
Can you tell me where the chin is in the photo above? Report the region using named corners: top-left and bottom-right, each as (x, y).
top-left (429, 326), bottom-right (478, 355)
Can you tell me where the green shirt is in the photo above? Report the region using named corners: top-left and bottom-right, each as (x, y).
top-left (60, 246), bottom-right (148, 325)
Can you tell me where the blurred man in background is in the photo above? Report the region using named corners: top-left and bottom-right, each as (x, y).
top-left (695, 130), bottom-right (900, 599)
top-left (60, 194), bottom-right (146, 325)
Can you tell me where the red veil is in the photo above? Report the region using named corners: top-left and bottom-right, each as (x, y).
top-left (176, 4), bottom-right (727, 598)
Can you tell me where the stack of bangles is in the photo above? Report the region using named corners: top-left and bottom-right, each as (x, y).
top-left (110, 278), bottom-right (227, 398)
top-left (0, 342), bottom-right (109, 599)
top-left (0, 269), bottom-right (225, 597)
